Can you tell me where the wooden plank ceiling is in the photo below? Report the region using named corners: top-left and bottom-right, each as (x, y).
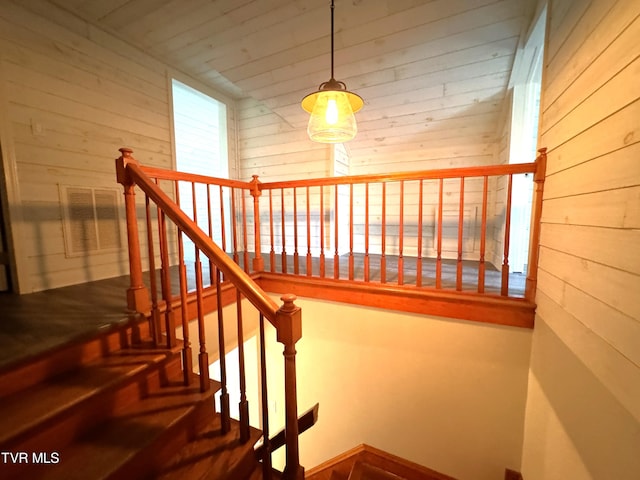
top-left (46, 0), bottom-right (536, 155)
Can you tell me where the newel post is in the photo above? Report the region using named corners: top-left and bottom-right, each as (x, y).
top-left (276, 294), bottom-right (304, 480)
top-left (115, 148), bottom-right (150, 314)
top-left (250, 175), bottom-right (265, 272)
top-left (525, 147), bottom-right (547, 302)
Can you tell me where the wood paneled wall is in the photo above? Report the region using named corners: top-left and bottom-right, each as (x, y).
top-left (0, 1), bottom-right (235, 292)
top-left (237, 97), bottom-right (330, 182)
top-left (522, 0), bottom-right (640, 478)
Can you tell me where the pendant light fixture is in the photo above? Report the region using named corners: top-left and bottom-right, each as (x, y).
top-left (301, 0), bottom-right (363, 143)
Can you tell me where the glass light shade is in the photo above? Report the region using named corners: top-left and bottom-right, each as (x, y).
top-left (305, 90), bottom-right (360, 143)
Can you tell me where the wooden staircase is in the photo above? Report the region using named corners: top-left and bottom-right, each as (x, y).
top-left (0, 317), bottom-right (264, 480)
top-left (306, 444), bottom-right (457, 480)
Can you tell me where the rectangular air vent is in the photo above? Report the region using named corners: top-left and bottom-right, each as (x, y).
top-left (60, 186), bottom-right (122, 256)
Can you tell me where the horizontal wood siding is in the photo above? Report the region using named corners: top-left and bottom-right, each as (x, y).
top-left (0, 1), bottom-right (173, 291)
top-left (522, 1), bottom-right (640, 479)
top-left (237, 98), bottom-right (330, 182)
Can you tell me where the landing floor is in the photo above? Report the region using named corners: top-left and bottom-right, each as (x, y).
top-left (0, 253), bottom-right (526, 369)
top-left (0, 274), bottom-right (132, 370)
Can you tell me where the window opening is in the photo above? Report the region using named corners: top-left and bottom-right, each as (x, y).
top-left (171, 79), bottom-right (230, 260)
top-left (508, 4), bottom-right (546, 274)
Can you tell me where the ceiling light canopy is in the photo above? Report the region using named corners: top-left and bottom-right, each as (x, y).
top-left (301, 1), bottom-right (363, 143)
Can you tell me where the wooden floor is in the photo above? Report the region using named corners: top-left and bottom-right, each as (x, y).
top-left (258, 252), bottom-right (525, 296)
top-left (0, 274), bottom-right (133, 370)
top-left (0, 253), bottom-right (525, 370)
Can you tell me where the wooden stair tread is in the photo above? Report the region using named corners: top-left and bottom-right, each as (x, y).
top-left (0, 347), bottom-right (176, 447)
top-left (0, 318), bottom-right (151, 399)
top-left (330, 471), bottom-right (349, 480)
top-left (156, 416), bottom-right (262, 480)
top-left (349, 461), bottom-right (405, 480)
top-left (23, 377), bottom-right (220, 480)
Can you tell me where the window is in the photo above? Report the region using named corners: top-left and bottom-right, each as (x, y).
top-left (507, 3), bottom-right (546, 273)
top-left (509, 5), bottom-right (545, 165)
top-left (171, 79), bottom-right (229, 179)
top-left (171, 79), bottom-right (231, 258)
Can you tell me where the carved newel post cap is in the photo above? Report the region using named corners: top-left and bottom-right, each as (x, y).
top-left (119, 147), bottom-right (134, 157)
top-left (280, 294), bottom-right (298, 312)
top-left (277, 294), bottom-right (302, 345)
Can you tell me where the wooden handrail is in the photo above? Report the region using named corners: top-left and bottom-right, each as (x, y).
top-left (117, 148), bottom-right (305, 479)
top-left (118, 151), bottom-right (279, 322)
top-left (139, 164), bottom-right (252, 189)
top-left (257, 162), bottom-right (538, 190)
top-left (118, 146), bottom-right (546, 326)
top-left (254, 157), bottom-right (543, 300)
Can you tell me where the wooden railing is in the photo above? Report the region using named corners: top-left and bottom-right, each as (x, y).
top-left (116, 148), bottom-right (304, 480)
top-left (254, 158), bottom-right (546, 299)
top-left (129, 148), bottom-right (545, 328)
top-left (116, 146), bottom-right (546, 475)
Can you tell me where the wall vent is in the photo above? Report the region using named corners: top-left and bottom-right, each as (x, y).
top-left (60, 186), bottom-right (122, 256)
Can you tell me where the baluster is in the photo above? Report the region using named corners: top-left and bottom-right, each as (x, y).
top-left (158, 209), bottom-right (176, 348)
top-left (436, 178), bottom-right (443, 289)
top-left (242, 190), bottom-right (249, 272)
top-left (191, 184), bottom-right (206, 389)
top-left (175, 180), bottom-right (192, 384)
top-left (269, 189), bottom-right (275, 273)
top-left (416, 180), bottom-right (424, 287)
top-left (236, 291), bottom-right (250, 443)
top-left (381, 183), bottom-right (386, 284)
top-left (525, 148), bottom-right (547, 301)
top-left (250, 176), bottom-right (265, 272)
top-left (177, 226), bottom-right (192, 385)
top-left (195, 248), bottom-right (208, 392)
top-left (364, 183), bottom-right (370, 282)
top-left (320, 187), bottom-right (326, 278)
top-left (276, 295), bottom-right (304, 480)
top-left (281, 189), bottom-right (288, 273)
top-left (207, 184), bottom-right (214, 286)
top-left (502, 175), bottom-right (514, 296)
top-left (144, 194), bottom-right (161, 346)
top-left (293, 187), bottom-right (300, 275)
top-left (348, 184), bottom-right (354, 280)
top-left (231, 187), bottom-right (239, 266)
top-left (215, 267), bottom-right (231, 432)
top-left (214, 185), bottom-right (226, 287)
top-left (293, 187), bottom-right (299, 274)
top-left (334, 185), bottom-right (339, 279)
top-left (220, 185), bottom-right (228, 255)
top-left (306, 186), bottom-right (312, 276)
top-left (259, 313), bottom-right (272, 479)
top-left (398, 180), bottom-right (404, 285)
top-left (478, 176), bottom-right (489, 293)
top-left (456, 177), bottom-right (464, 291)
top-left (191, 181), bottom-right (199, 289)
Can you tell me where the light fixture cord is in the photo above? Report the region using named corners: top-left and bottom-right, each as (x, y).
top-left (330, 0), bottom-right (335, 80)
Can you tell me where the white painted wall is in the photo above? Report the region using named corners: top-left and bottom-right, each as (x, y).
top-left (521, 0), bottom-right (640, 478)
top-left (175, 294), bottom-right (531, 479)
top-left (261, 296), bottom-right (531, 480)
